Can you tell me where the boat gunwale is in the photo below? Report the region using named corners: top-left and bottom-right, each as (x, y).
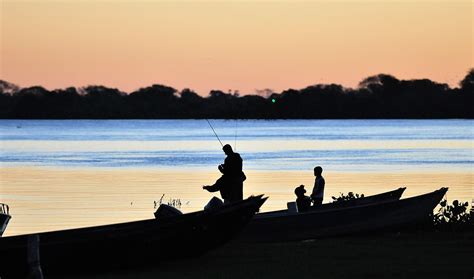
top-left (256, 187), bottom-right (406, 217)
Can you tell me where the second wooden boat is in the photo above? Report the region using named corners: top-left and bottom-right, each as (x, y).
top-left (238, 188), bottom-right (447, 242)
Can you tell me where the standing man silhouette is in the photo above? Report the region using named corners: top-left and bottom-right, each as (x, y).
top-left (311, 166), bottom-right (325, 206)
top-left (203, 144), bottom-right (246, 203)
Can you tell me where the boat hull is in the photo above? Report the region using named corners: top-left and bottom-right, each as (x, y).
top-left (0, 196), bottom-right (266, 277)
top-left (239, 188), bottom-right (447, 242)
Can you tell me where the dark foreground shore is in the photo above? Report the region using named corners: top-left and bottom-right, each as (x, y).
top-left (54, 231), bottom-right (473, 279)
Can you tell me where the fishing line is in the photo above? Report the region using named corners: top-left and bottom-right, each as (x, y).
top-left (206, 119), bottom-right (224, 147)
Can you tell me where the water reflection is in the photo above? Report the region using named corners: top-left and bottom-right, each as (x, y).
top-left (1, 167), bottom-right (471, 236)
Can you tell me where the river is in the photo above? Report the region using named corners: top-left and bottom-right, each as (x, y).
top-left (0, 119), bottom-right (472, 236)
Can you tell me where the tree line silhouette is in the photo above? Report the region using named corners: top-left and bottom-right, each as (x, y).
top-left (1, 69), bottom-right (472, 119)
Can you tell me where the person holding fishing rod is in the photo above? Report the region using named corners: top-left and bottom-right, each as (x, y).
top-left (203, 120), bottom-right (246, 203)
top-left (203, 144), bottom-right (246, 203)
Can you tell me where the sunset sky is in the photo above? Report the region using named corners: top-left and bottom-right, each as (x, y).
top-left (1, 0), bottom-right (472, 95)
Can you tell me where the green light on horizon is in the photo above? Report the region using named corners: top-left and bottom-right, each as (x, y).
top-left (271, 98), bottom-right (276, 103)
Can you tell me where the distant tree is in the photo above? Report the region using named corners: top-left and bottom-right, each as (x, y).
top-left (398, 79), bottom-right (450, 118)
top-left (179, 88), bottom-right (204, 118)
top-left (130, 84), bottom-right (177, 98)
top-left (358, 74), bottom-right (401, 117)
top-left (11, 86), bottom-right (51, 118)
top-left (238, 94), bottom-right (268, 118)
top-left (255, 88), bottom-right (275, 98)
top-left (49, 87), bottom-right (82, 118)
top-left (206, 90), bottom-right (239, 118)
top-left (455, 69), bottom-right (474, 118)
top-left (208, 90), bottom-right (229, 99)
top-left (81, 85), bottom-right (124, 97)
top-left (0, 81), bottom-right (20, 117)
top-left (359, 74), bottom-right (400, 91)
top-left (459, 68), bottom-right (474, 92)
top-left (79, 86), bottom-right (126, 118)
top-left (180, 88), bottom-right (202, 102)
top-left (0, 80), bottom-right (20, 94)
top-left (128, 84), bottom-right (179, 118)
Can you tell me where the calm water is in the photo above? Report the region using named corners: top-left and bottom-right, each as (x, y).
top-left (0, 119), bottom-right (473, 236)
top-left (1, 119), bottom-right (473, 171)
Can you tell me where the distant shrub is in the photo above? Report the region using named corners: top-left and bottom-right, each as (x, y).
top-left (154, 194), bottom-right (188, 209)
top-left (432, 200), bottom-right (472, 230)
top-left (166, 198), bottom-right (182, 209)
top-left (331, 192), bottom-right (365, 202)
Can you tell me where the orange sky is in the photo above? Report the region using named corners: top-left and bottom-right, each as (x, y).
top-left (1, 1), bottom-right (472, 95)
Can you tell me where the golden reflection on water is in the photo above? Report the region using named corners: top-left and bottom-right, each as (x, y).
top-left (0, 167), bottom-right (472, 236)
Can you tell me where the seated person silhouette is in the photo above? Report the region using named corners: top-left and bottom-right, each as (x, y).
top-left (294, 185), bottom-right (311, 212)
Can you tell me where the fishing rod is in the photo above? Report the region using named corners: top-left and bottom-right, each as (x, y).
top-left (206, 119), bottom-right (224, 147)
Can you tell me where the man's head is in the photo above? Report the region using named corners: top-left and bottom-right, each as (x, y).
top-left (314, 166), bottom-right (323, 176)
top-left (223, 144), bottom-right (233, 155)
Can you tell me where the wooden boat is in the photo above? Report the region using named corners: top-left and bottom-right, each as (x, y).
top-left (261, 187), bottom-right (406, 216)
top-left (0, 195), bottom-right (267, 277)
top-left (238, 188), bottom-right (447, 242)
top-left (0, 203), bottom-right (11, 237)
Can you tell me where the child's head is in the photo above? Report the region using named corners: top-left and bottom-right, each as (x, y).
top-left (314, 166), bottom-right (323, 176)
top-left (294, 185), bottom-right (306, 197)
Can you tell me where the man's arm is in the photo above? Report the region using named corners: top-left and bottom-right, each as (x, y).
top-left (203, 184), bottom-right (221, 192)
top-left (220, 157), bottom-right (232, 175)
top-left (203, 176), bottom-right (225, 192)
